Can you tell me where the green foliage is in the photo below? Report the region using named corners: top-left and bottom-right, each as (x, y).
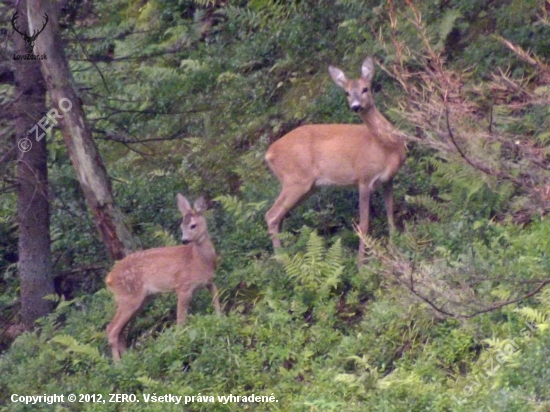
top-left (406, 154), bottom-right (515, 225)
top-left (2, 0), bottom-right (550, 410)
top-left (275, 230), bottom-right (344, 297)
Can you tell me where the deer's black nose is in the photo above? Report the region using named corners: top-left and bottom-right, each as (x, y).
top-left (351, 105), bottom-right (361, 112)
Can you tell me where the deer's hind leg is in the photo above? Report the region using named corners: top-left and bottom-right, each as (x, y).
top-left (107, 293), bottom-right (147, 362)
top-left (266, 181), bottom-right (314, 249)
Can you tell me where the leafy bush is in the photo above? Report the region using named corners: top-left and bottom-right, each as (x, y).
top-left (2, 0), bottom-right (550, 410)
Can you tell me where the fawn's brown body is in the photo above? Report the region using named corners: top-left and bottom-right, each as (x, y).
top-left (106, 195), bottom-right (220, 362)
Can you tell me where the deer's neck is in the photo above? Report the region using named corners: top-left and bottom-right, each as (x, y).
top-left (359, 107), bottom-right (402, 147)
top-left (193, 235), bottom-right (217, 270)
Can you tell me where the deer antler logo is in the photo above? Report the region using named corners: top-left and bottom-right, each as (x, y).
top-left (11, 11), bottom-right (49, 54)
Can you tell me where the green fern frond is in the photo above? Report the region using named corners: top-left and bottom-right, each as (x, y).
top-left (152, 229), bottom-right (178, 246)
top-left (275, 253), bottom-right (302, 280)
top-left (180, 59), bottom-right (207, 72)
top-left (214, 195), bottom-right (242, 216)
top-left (325, 239), bottom-right (343, 271)
top-left (50, 335), bottom-right (102, 361)
top-left (214, 195), bottom-right (266, 225)
top-left (274, 231), bottom-right (344, 295)
top-left (305, 231), bottom-right (325, 263)
top-left (514, 307), bottom-right (548, 325)
top-left (405, 194), bottom-right (451, 220)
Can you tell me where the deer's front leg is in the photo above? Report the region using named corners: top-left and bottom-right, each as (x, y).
top-left (176, 289), bottom-right (194, 325)
top-left (357, 184), bottom-right (372, 267)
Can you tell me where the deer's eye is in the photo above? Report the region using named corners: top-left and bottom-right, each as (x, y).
top-left (362, 87), bottom-right (369, 93)
top-left (190, 224), bottom-right (197, 229)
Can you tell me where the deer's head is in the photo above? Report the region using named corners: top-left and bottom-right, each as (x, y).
top-left (177, 195), bottom-right (208, 245)
top-left (329, 56), bottom-right (376, 113)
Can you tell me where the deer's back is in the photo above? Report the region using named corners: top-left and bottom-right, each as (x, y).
top-left (105, 245), bottom-right (215, 295)
top-left (266, 124), bottom-right (403, 186)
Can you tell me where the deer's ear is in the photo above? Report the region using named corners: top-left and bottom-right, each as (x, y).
top-left (329, 65), bottom-right (348, 89)
top-left (176, 194), bottom-right (191, 215)
top-left (193, 197), bottom-right (207, 213)
top-left (361, 56), bottom-right (375, 82)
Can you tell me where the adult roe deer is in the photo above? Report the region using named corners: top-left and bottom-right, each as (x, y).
top-left (265, 56), bottom-right (406, 264)
top-left (106, 194), bottom-right (221, 362)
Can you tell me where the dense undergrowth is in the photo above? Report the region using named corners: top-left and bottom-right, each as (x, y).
top-left (2, 0), bottom-right (550, 410)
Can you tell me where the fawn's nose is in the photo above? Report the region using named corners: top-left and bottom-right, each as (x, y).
top-left (351, 104), bottom-right (361, 112)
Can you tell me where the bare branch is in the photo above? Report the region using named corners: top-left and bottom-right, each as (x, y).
top-left (359, 230), bottom-right (550, 319)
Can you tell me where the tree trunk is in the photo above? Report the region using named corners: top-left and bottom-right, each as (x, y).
top-left (14, 0), bottom-right (54, 328)
top-left (27, 0), bottom-right (139, 260)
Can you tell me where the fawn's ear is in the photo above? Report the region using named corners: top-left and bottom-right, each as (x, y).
top-left (328, 65), bottom-right (348, 89)
top-left (361, 56), bottom-right (375, 83)
top-left (176, 193), bottom-right (192, 215)
top-left (193, 196), bottom-right (207, 213)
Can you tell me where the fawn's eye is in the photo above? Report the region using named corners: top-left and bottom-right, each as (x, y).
top-left (190, 224), bottom-right (197, 229)
top-left (362, 87), bottom-right (369, 93)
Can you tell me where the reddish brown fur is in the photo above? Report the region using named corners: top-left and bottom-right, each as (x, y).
top-left (106, 195), bottom-right (221, 362)
top-left (265, 57), bottom-right (406, 265)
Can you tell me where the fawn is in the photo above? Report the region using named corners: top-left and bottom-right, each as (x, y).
top-left (106, 194), bottom-right (221, 361)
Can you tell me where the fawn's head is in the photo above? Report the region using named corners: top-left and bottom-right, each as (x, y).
top-left (176, 194), bottom-right (208, 245)
top-left (329, 56), bottom-right (376, 113)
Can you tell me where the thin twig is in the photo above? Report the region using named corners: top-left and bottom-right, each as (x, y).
top-left (69, 26), bottom-right (110, 92)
